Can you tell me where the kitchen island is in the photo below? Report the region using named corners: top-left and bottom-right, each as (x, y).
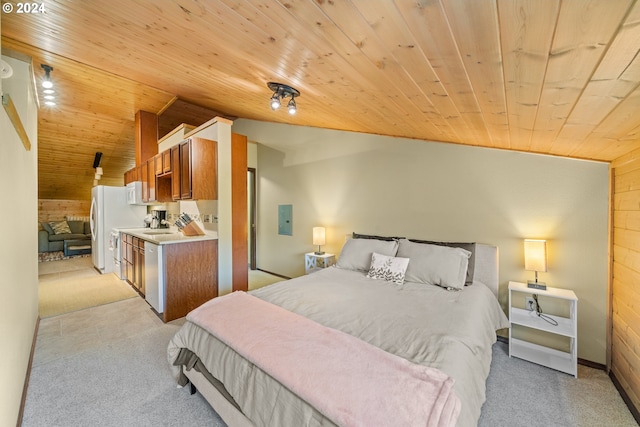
top-left (119, 228), bottom-right (218, 322)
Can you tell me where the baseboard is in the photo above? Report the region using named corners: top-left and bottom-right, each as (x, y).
top-left (17, 315), bottom-right (39, 427)
top-left (609, 370), bottom-right (640, 425)
top-left (578, 357), bottom-right (606, 371)
top-left (256, 268), bottom-right (291, 280)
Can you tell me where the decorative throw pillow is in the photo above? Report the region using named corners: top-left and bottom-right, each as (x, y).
top-left (366, 252), bottom-right (410, 285)
top-left (49, 220), bottom-right (72, 235)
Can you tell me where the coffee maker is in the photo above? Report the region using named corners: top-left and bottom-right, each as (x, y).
top-left (150, 210), bottom-right (168, 229)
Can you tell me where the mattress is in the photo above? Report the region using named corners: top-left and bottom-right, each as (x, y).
top-left (168, 266), bottom-right (509, 427)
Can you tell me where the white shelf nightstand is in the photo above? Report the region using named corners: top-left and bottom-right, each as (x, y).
top-left (508, 281), bottom-right (578, 377)
top-left (305, 252), bottom-right (336, 274)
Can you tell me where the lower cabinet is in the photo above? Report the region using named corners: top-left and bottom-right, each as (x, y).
top-left (122, 233), bottom-right (218, 322)
top-left (122, 235), bottom-right (145, 296)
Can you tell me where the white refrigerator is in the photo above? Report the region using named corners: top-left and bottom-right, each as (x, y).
top-left (90, 185), bottom-right (146, 274)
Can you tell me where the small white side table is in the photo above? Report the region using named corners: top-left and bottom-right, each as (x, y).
top-left (508, 281), bottom-right (578, 377)
top-left (305, 252), bottom-right (336, 274)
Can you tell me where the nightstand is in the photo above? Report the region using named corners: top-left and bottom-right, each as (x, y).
top-left (508, 281), bottom-right (578, 377)
top-left (305, 252), bottom-right (336, 274)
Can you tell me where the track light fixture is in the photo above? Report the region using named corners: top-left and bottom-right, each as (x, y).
top-left (267, 82), bottom-right (300, 115)
top-left (41, 64), bottom-right (54, 89)
top-left (40, 64), bottom-right (58, 107)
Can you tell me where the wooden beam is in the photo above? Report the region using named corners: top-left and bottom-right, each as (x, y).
top-left (2, 94), bottom-right (31, 151)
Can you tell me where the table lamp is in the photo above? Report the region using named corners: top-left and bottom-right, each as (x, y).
top-left (313, 227), bottom-right (326, 255)
top-left (524, 239), bottom-right (547, 290)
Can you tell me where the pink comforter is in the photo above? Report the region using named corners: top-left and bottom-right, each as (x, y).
top-left (187, 291), bottom-right (461, 427)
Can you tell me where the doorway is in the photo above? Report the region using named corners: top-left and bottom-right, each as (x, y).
top-left (248, 168), bottom-right (257, 270)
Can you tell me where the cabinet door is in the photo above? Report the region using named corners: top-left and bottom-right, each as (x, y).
top-left (180, 140), bottom-right (192, 199)
top-left (171, 145), bottom-right (181, 200)
top-left (163, 150), bottom-right (171, 173)
top-left (141, 162), bottom-right (149, 202)
top-left (147, 158), bottom-right (156, 202)
top-left (190, 137), bottom-right (217, 200)
top-left (135, 164), bottom-right (142, 182)
top-left (154, 153), bottom-right (163, 175)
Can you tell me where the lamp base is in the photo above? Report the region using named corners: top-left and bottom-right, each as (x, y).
top-left (314, 251), bottom-right (325, 255)
top-left (527, 281), bottom-right (547, 290)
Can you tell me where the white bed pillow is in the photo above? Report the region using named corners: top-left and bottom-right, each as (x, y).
top-left (336, 238), bottom-right (399, 272)
top-left (396, 239), bottom-right (471, 290)
top-left (366, 252), bottom-right (410, 285)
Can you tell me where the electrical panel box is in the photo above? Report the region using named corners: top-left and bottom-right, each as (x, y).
top-left (278, 204), bottom-right (292, 236)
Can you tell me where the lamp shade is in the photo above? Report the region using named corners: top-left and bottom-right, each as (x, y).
top-left (524, 239), bottom-right (547, 272)
top-left (313, 227), bottom-right (326, 246)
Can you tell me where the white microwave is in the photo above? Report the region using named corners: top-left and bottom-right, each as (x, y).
top-left (126, 181), bottom-right (144, 205)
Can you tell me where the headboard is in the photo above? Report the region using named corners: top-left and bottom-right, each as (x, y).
top-left (349, 233), bottom-right (499, 298)
top-left (473, 244), bottom-right (499, 299)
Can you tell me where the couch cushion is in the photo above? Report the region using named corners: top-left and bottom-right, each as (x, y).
top-left (67, 220), bottom-right (85, 234)
top-left (41, 222), bottom-right (54, 234)
top-left (48, 233), bottom-right (90, 242)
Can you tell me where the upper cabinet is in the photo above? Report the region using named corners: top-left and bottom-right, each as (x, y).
top-left (124, 114), bottom-right (217, 202)
top-left (135, 110), bottom-right (158, 165)
top-left (125, 136), bottom-right (217, 202)
top-left (176, 137), bottom-right (217, 201)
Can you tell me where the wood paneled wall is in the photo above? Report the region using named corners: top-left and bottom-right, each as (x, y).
top-left (38, 199), bottom-right (91, 225)
top-left (611, 150), bottom-right (640, 417)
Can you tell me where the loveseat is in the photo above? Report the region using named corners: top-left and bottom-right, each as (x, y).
top-left (38, 220), bottom-right (91, 253)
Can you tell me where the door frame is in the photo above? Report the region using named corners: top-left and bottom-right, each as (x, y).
top-left (248, 167), bottom-right (257, 270)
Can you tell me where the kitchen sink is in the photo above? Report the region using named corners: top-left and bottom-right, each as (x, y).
top-left (143, 230), bottom-right (175, 235)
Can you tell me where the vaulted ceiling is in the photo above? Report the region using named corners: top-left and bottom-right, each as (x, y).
top-left (2, 0), bottom-right (640, 201)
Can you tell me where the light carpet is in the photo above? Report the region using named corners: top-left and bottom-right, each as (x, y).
top-left (248, 269), bottom-right (286, 290)
top-left (24, 298), bottom-right (223, 427)
top-left (39, 273), bottom-right (137, 318)
top-left (24, 297), bottom-right (638, 427)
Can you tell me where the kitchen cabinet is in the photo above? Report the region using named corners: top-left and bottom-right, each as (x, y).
top-left (122, 235), bottom-right (145, 296)
top-left (124, 167), bottom-right (134, 185)
top-left (135, 110), bottom-right (158, 166)
top-left (121, 230), bottom-right (218, 322)
top-left (147, 158), bottom-right (156, 203)
top-left (154, 153), bottom-right (163, 176)
top-left (122, 233), bottom-right (133, 282)
top-left (175, 137), bottom-right (217, 201)
top-left (171, 144), bottom-right (180, 200)
top-left (135, 237), bottom-right (145, 296)
top-left (162, 239), bottom-right (217, 322)
top-left (162, 150), bottom-right (171, 173)
top-left (141, 161), bottom-right (149, 203)
top-left (122, 136), bottom-right (216, 202)
top-left (179, 141), bottom-right (191, 199)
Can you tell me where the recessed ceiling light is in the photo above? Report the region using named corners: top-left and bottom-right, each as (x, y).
top-left (44, 101), bottom-right (56, 106)
top-left (43, 89), bottom-right (54, 94)
top-left (44, 95), bottom-right (54, 100)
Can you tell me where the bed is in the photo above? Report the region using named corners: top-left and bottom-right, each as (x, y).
top-left (167, 236), bottom-right (509, 427)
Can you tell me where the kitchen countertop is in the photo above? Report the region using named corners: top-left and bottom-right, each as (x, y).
top-left (119, 227), bottom-right (218, 245)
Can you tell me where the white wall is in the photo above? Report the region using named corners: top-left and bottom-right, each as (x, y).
top-left (233, 119), bottom-right (610, 365)
top-left (0, 54), bottom-right (39, 425)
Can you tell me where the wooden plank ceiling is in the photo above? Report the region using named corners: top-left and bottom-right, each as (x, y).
top-left (2, 0), bottom-right (640, 200)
